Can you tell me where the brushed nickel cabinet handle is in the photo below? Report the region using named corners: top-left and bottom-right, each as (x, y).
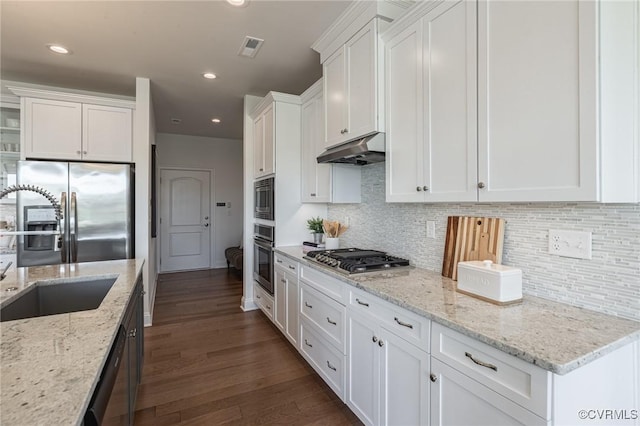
top-left (326, 317), bottom-right (337, 326)
top-left (280, 279), bottom-right (286, 283)
top-left (310, 193), bottom-right (316, 196)
top-left (304, 301), bottom-right (313, 309)
top-left (430, 373), bottom-right (437, 382)
top-left (416, 186), bottom-right (422, 192)
top-left (355, 298), bottom-right (369, 307)
top-left (372, 336), bottom-right (378, 343)
top-left (256, 294), bottom-right (261, 299)
top-left (465, 352), bottom-right (498, 371)
top-left (276, 259), bottom-right (283, 263)
top-left (378, 340), bottom-right (384, 347)
top-left (423, 186), bottom-right (429, 191)
top-left (288, 265), bottom-right (296, 270)
top-left (326, 361), bottom-right (337, 371)
top-left (477, 182), bottom-right (486, 189)
top-left (394, 317), bottom-right (414, 329)
top-left (304, 339), bottom-right (313, 348)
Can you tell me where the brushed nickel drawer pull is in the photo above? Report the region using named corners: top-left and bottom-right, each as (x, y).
top-left (326, 360), bottom-right (337, 371)
top-left (281, 279), bottom-right (286, 283)
top-left (276, 259), bottom-right (283, 263)
top-left (394, 317), bottom-right (414, 329)
top-left (304, 339), bottom-right (313, 348)
top-left (288, 265), bottom-right (296, 270)
top-left (356, 298), bottom-right (369, 307)
top-left (326, 317), bottom-right (337, 326)
top-left (256, 294), bottom-right (261, 299)
top-left (304, 301), bottom-right (313, 309)
top-left (465, 352), bottom-right (498, 372)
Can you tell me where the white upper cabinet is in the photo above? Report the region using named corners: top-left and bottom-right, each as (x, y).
top-left (313, 1), bottom-right (410, 150)
top-left (384, 0), bottom-right (639, 203)
top-left (23, 98), bottom-right (83, 161)
top-left (253, 103), bottom-right (274, 179)
top-left (324, 20), bottom-right (380, 149)
top-left (82, 104), bottom-right (133, 162)
top-left (301, 80), bottom-right (332, 203)
top-left (301, 79), bottom-right (362, 204)
top-left (10, 85), bottom-right (134, 163)
top-left (385, 0), bottom-right (478, 202)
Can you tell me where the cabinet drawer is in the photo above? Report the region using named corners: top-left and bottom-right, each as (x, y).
top-left (300, 264), bottom-right (348, 305)
top-left (349, 287), bottom-right (430, 349)
top-left (300, 321), bottom-right (346, 400)
top-left (431, 323), bottom-right (550, 418)
top-left (300, 282), bottom-right (346, 353)
top-left (253, 282), bottom-right (274, 320)
top-left (274, 253), bottom-right (298, 276)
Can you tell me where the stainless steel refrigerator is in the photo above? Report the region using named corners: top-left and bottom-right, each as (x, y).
top-left (16, 160), bottom-right (134, 267)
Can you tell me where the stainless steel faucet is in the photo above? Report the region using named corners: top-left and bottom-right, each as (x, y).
top-left (0, 261), bottom-right (12, 281)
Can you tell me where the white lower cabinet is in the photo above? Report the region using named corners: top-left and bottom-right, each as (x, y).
top-left (300, 321), bottom-right (346, 398)
top-left (253, 282), bottom-right (274, 320)
top-left (274, 255), bottom-right (299, 347)
top-left (347, 301), bottom-right (429, 426)
top-left (430, 357), bottom-right (547, 426)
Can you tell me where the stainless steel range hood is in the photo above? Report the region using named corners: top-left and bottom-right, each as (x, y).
top-left (317, 132), bottom-right (385, 165)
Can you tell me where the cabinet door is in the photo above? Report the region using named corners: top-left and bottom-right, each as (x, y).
top-left (346, 310), bottom-right (378, 426)
top-left (301, 92), bottom-right (331, 203)
top-left (82, 104), bottom-right (132, 162)
top-left (24, 98), bottom-right (82, 160)
top-left (422, 0), bottom-right (477, 202)
top-left (262, 105), bottom-right (275, 175)
top-left (385, 20), bottom-right (425, 202)
top-left (477, 0), bottom-right (596, 201)
top-left (274, 267), bottom-right (286, 332)
top-left (379, 327), bottom-right (429, 426)
top-left (253, 114), bottom-right (264, 177)
top-left (324, 47), bottom-right (347, 148)
top-left (430, 358), bottom-right (547, 426)
top-left (346, 20), bottom-right (378, 141)
top-left (285, 272), bottom-right (299, 347)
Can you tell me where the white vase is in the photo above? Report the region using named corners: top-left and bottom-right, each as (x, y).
top-left (325, 237), bottom-right (339, 250)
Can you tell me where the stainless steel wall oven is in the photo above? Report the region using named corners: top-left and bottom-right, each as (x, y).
top-left (253, 223), bottom-right (274, 295)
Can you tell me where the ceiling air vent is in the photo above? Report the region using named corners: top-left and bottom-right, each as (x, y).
top-left (238, 36), bottom-right (264, 58)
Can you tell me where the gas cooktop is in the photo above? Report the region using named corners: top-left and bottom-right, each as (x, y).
top-left (305, 248), bottom-right (411, 274)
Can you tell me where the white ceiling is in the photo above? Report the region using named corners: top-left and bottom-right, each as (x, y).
top-left (0, 0), bottom-right (352, 140)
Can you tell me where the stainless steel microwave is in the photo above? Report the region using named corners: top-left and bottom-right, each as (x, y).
top-left (254, 177), bottom-right (274, 220)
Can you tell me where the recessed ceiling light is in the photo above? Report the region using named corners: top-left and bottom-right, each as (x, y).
top-left (211, 118), bottom-right (221, 123)
top-left (226, 0), bottom-right (248, 7)
top-left (46, 44), bottom-right (71, 55)
top-left (202, 72), bottom-right (217, 79)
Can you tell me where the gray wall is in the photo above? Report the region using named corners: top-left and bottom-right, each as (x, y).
top-left (156, 132), bottom-right (243, 268)
top-left (328, 163), bottom-right (640, 321)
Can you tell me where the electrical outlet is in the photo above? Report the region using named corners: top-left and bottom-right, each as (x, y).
top-left (548, 229), bottom-right (592, 259)
top-left (427, 221), bottom-right (436, 239)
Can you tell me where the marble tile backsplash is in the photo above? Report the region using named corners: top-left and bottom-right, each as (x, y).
top-left (328, 163), bottom-right (640, 321)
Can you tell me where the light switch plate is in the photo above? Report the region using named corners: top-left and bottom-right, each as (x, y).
top-left (548, 229), bottom-right (592, 259)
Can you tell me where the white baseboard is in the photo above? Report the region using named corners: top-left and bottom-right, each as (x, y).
top-left (241, 295), bottom-right (258, 311)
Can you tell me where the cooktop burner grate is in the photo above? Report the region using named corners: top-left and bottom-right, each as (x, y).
top-left (305, 248), bottom-right (411, 274)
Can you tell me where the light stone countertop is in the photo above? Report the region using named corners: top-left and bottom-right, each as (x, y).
top-left (276, 246), bottom-right (640, 375)
top-left (0, 259), bottom-right (144, 426)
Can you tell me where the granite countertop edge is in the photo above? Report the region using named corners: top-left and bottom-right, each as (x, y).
top-left (274, 246), bottom-right (640, 376)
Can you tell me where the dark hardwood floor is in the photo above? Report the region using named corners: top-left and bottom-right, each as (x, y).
top-left (134, 268), bottom-right (361, 425)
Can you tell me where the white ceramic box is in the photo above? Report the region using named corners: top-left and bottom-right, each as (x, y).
top-left (457, 260), bottom-right (522, 305)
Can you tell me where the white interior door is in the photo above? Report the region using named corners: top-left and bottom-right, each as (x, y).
top-left (160, 169), bottom-right (211, 272)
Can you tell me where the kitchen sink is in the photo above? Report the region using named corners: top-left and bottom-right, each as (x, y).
top-left (0, 277), bottom-right (117, 322)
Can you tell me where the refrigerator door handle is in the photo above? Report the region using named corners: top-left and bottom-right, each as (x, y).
top-left (60, 192), bottom-right (67, 263)
top-left (71, 192), bottom-right (78, 263)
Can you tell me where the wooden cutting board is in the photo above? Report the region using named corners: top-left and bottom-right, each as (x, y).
top-left (442, 216), bottom-right (506, 280)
